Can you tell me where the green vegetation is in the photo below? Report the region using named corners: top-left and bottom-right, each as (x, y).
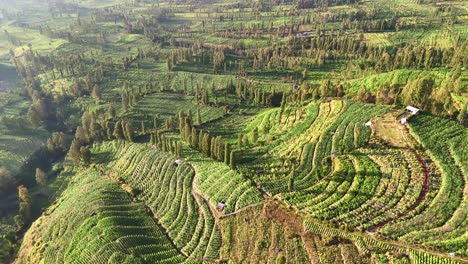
top-left (16, 167), bottom-right (194, 264)
top-left (0, 0), bottom-right (466, 263)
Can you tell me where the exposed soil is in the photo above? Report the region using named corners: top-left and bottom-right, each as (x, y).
top-left (372, 110), bottom-right (416, 148)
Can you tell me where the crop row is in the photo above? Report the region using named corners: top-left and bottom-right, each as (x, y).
top-left (25, 168), bottom-right (191, 264)
top-left (385, 115), bottom-right (467, 255)
top-left (109, 143), bottom-right (222, 259)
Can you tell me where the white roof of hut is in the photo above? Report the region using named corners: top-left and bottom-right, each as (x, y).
top-left (406, 106), bottom-right (420, 114)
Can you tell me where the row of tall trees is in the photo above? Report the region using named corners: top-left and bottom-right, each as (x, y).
top-left (175, 111), bottom-right (235, 168)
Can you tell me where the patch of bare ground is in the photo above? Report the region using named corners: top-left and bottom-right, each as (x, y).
top-left (371, 110), bottom-right (416, 148)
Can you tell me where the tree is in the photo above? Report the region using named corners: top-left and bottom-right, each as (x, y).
top-left (35, 168), bottom-right (47, 186)
top-left (103, 121), bottom-right (114, 140)
top-left (107, 105), bottom-right (116, 120)
top-left (75, 126), bottom-right (87, 144)
top-left (237, 134), bottom-right (243, 149)
top-left (91, 84), bottom-right (101, 100)
top-left (67, 139), bottom-right (82, 163)
top-left (121, 94), bottom-right (129, 112)
top-left (124, 121), bottom-right (134, 142)
top-left (0, 167), bottom-right (14, 196)
top-left (252, 127), bottom-right (259, 143)
top-left (229, 150), bottom-right (235, 169)
top-left (400, 76), bottom-right (434, 109)
top-left (224, 143), bottom-right (230, 165)
top-left (355, 88), bottom-right (374, 103)
top-left (113, 121), bottom-right (125, 140)
top-left (202, 89), bottom-right (209, 105)
top-left (141, 121), bottom-right (146, 135)
top-left (47, 132), bottom-right (68, 155)
top-left (80, 146), bottom-right (91, 165)
top-left (197, 108), bottom-right (202, 125)
top-left (16, 185), bottom-right (31, 230)
top-left (458, 103), bottom-right (466, 124)
top-left (191, 127), bottom-right (198, 147)
top-left (242, 134), bottom-right (249, 146)
top-left (27, 96), bottom-right (51, 127)
top-left (288, 166), bottom-right (295, 191)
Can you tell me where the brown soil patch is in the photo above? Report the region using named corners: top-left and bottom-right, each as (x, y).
top-left (372, 110), bottom-right (416, 148)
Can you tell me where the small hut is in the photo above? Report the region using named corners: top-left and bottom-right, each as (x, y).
top-left (216, 201), bottom-right (226, 211)
top-left (406, 106), bottom-right (420, 115)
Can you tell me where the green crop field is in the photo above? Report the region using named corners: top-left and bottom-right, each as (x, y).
top-left (0, 0), bottom-right (466, 263)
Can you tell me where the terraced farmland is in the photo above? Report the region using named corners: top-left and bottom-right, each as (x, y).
top-left (15, 168), bottom-right (193, 264)
top-left (247, 100), bottom-right (389, 193)
top-left (3, 0), bottom-right (467, 263)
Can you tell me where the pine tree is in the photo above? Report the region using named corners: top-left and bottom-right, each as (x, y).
top-left (178, 111), bottom-right (185, 136)
top-left (121, 94), bottom-right (129, 112)
top-left (68, 139), bottom-right (82, 163)
top-left (224, 143), bottom-right (229, 165)
top-left (113, 120), bottom-right (125, 140)
top-left (80, 146), bottom-right (91, 165)
top-left (288, 166), bottom-right (295, 191)
top-left (15, 185), bottom-right (31, 230)
top-left (153, 116), bottom-right (159, 130)
top-left (47, 132), bottom-right (68, 155)
top-left (252, 127), bottom-right (259, 143)
top-left (242, 134), bottom-right (249, 146)
top-left (197, 108), bottom-right (202, 125)
top-left (210, 137), bottom-right (216, 159)
top-left (229, 150), bottom-right (235, 169)
top-left (191, 127), bottom-right (198, 147)
top-left (176, 142), bottom-right (182, 157)
top-left (18, 185), bottom-right (31, 204)
top-left (107, 105), bottom-right (116, 120)
top-left (104, 121), bottom-right (113, 140)
top-left (91, 84), bottom-right (101, 100)
top-left (202, 89), bottom-right (209, 105)
top-left (458, 103), bottom-right (466, 124)
top-left (75, 126), bottom-right (87, 144)
top-left (141, 121), bottom-right (146, 135)
top-left (89, 120), bottom-right (101, 141)
top-left (184, 123), bottom-right (191, 143)
top-left (203, 133), bottom-right (211, 156)
top-left (124, 121), bottom-right (134, 142)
